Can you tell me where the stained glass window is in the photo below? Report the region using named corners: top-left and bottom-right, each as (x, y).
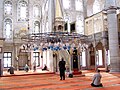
top-left (93, 0), bottom-right (100, 14)
top-left (63, 0), bottom-right (70, 9)
top-left (75, 0), bottom-right (83, 11)
top-left (34, 21), bottom-right (40, 33)
top-left (17, 0), bottom-right (28, 21)
top-left (4, 1), bottom-right (12, 15)
top-left (33, 5), bottom-right (39, 17)
top-left (4, 18), bottom-right (12, 39)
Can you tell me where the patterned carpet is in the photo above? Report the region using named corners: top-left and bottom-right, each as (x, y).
top-left (0, 70), bottom-right (120, 90)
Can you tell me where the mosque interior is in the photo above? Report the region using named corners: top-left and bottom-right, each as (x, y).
top-left (0, 0), bottom-right (120, 76)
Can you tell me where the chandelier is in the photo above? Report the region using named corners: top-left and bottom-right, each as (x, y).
top-left (20, 32), bottom-right (88, 51)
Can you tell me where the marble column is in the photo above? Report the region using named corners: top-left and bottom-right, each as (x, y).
top-left (106, 0), bottom-right (120, 72)
top-left (48, 0), bottom-right (55, 32)
top-left (0, 0), bottom-right (3, 38)
top-left (0, 38), bottom-right (5, 76)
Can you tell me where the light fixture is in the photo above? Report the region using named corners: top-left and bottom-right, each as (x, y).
top-left (20, 32), bottom-right (88, 51)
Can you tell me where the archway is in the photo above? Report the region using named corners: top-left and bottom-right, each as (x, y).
top-left (96, 42), bottom-right (104, 68)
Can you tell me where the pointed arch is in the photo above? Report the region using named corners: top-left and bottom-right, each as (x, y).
top-left (33, 5), bottom-right (40, 18)
top-left (96, 42), bottom-right (104, 66)
top-left (33, 21), bottom-right (40, 33)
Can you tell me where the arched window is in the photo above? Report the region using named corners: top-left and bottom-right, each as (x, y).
top-left (63, 0), bottom-right (70, 9)
top-left (17, 0), bottom-right (28, 21)
top-left (33, 5), bottom-right (39, 17)
top-left (34, 21), bottom-right (40, 33)
top-left (4, 1), bottom-right (12, 15)
top-left (75, 0), bottom-right (83, 11)
top-left (4, 18), bottom-right (12, 39)
top-left (93, 0), bottom-right (100, 14)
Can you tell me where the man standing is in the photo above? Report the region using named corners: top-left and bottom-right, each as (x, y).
top-left (59, 57), bottom-right (66, 80)
top-left (91, 69), bottom-right (103, 87)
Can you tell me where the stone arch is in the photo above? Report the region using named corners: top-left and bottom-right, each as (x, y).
top-left (96, 41), bottom-right (105, 67)
top-left (96, 41), bottom-right (103, 50)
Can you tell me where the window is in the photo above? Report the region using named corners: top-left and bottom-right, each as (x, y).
top-left (63, 0), bottom-right (70, 9)
top-left (107, 50), bottom-right (110, 65)
top-left (64, 23), bottom-right (68, 31)
top-left (45, 0), bottom-right (49, 11)
top-left (4, 18), bottom-right (12, 39)
top-left (70, 22), bottom-right (75, 33)
top-left (93, 0), bottom-right (100, 14)
top-left (97, 50), bottom-right (103, 66)
top-left (75, 0), bottom-right (83, 11)
top-left (82, 51), bottom-right (86, 67)
top-left (34, 21), bottom-right (40, 33)
top-left (17, 0), bottom-right (28, 21)
top-left (4, 52), bottom-right (12, 68)
top-left (4, 1), bottom-right (12, 15)
top-left (33, 52), bottom-right (39, 66)
top-left (33, 5), bottom-right (39, 17)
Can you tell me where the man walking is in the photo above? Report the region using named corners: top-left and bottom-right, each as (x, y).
top-left (59, 57), bottom-right (66, 80)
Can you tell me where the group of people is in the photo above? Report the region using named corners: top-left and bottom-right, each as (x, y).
top-left (58, 57), bottom-right (103, 87)
top-left (24, 63), bottom-right (48, 72)
top-left (24, 57), bottom-right (103, 87)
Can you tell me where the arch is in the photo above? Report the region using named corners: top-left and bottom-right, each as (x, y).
top-left (33, 5), bottom-right (40, 17)
top-left (96, 41), bottom-right (103, 50)
top-left (96, 41), bottom-right (104, 66)
top-left (33, 21), bottom-right (40, 33)
top-left (58, 25), bottom-right (63, 30)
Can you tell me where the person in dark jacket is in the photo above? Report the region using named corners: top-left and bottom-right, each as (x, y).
top-left (42, 64), bottom-right (48, 71)
top-left (24, 64), bottom-right (29, 72)
top-left (59, 57), bottom-right (66, 80)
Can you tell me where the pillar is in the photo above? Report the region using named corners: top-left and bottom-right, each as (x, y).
top-left (0, 0), bottom-right (4, 76)
top-left (106, 0), bottom-right (120, 72)
top-left (0, 38), bottom-right (5, 76)
top-left (48, 0), bottom-right (55, 32)
top-left (0, 0), bottom-right (3, 38)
